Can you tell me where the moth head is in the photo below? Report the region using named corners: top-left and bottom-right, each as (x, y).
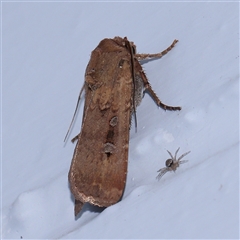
top-left (124, 37), bottom-right (136, 54)
top-left (113, 36), bottom-right (127, 47)
top-left (113, 36), bottom-right (137, 54)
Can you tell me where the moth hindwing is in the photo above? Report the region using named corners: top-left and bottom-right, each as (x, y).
top-left (68, 36), bottom-right (181, 216)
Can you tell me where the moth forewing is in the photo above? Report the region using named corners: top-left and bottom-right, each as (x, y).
top-left (68, 38), bottom-right (134, 215)
top-left (68, 37), bottom-right (181, 216)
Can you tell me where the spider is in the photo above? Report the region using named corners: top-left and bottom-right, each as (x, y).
top-left (156, 147), bottom-right (191, 180)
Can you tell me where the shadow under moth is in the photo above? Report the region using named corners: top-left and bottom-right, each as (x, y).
top-left (68, 36), bottom-right (181, 216)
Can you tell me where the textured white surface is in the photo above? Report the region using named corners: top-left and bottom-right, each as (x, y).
top-left (2, 2), bottom-right (239, 239)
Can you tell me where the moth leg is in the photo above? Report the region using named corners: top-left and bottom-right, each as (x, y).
top-left (74, 199), bottom-right (84, 216)
top-left (135, 39), bottom-right (178, 60)
top-left (139, 70), bottom-right (181, 111)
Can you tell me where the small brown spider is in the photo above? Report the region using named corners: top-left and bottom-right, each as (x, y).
top-left (156, 147), bottom-right (191, 180)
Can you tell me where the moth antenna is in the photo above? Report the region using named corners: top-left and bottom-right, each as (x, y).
top-left (64, 84), bottom-right (85, 142)
top-left (125, 37), bottom-right (137, 132)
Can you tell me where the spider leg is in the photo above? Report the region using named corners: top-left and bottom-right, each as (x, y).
top-left (166, 149), bottom-right (174, 159)
top-left (178, 151), bottom-right (191, 161)
top-left (156, 167), bottom-right (169, 180)
top-left (174, 147), bottom-right (180, 159)
top-left (179, 160), bottom-right (188, 165)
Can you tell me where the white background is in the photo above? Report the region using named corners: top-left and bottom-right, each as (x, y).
top-left (2, 1), bottom-right (239, 239)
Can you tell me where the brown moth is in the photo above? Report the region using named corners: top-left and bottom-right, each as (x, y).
top-left (68, 36), bottom-right (181, 216)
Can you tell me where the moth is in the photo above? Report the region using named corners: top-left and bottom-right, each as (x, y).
top-left (156, 147), bottom-right (191, 180)
top-left (68, 36), bottom-right (181, 216)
